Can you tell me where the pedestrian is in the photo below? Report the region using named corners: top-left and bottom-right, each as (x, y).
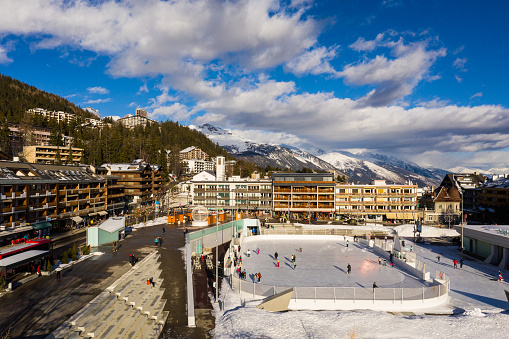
top-left (158, 237), bottom-right (163, 246)
top-left (373, 282), bottom-right (378, 292)
top-left (154, 237), bottom-right (159, 247)
top-left (389, 253), bottom-right (393, 262)
top-left (37, 264), bottom-right (41, 277)
top-left (347, 263), bottom-right (351, 275)
top-left (346, 240), bottom-right (349, 248)
top-left (293, 261), bottom-right (296, 270)
top-left (242, 269), bottom-right (247, 279)
top-left (459, 258), bottom-right (464, 269)
top-left (378, 257), bottom-right (382, 265)
top-left (200, 254), bottom-right (204, 262)
top-left (453, 259), bottom-right (458, 269)
top-left (247, 249), bottom-right (251, 257)
top-left (274, 251), bottom-right (278, 260)
top-left (498, 271), bottom-right (504, 281)
top-left (162, 227), bottom-right (165, 234)
top-left (129, 254), bottom-right (132, 265)
top-left (410, 245), bottom-right (413, 252)
top-left (436, 255), bottom-right (441, 263)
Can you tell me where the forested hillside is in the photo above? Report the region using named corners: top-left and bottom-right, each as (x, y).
top-left (0, 74), bottom-right (95, 122)
top-left (0, 74), bottom-right (230, 179)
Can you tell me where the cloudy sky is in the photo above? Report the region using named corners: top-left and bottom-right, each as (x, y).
top-left (1, 0), bottom-right (508, 171)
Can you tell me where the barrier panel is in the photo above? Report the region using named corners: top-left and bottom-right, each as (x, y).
top-left (230, 271), bottom-right (449, 306)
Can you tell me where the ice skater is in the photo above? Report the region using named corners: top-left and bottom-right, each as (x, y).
top-left (347, 263), bottom-right (351, 275)
top-left (459, 258), bottom-right (464, 269)
top-left (277, 260), bottom-right (280, 268)
top-left (453, 259), bottom-right (458, 269)
top-left (274, 251), bottom-right (278, 260)
top-left (346, 240), bottom-right (349, 248)
top-left (498, 271), bottom-right (504, 281)
top-left (293, 260), bottom-right (297, 270)
top-left (436, 255), bottom-right (441, 263)
top-left (378, 257), bottom-right (382, 265)
top-left (299, 247), bottom-right (302, 253)
top-left (256, 247), bottom-right (260, 255)
top-left (247, 249), bottom-right (251, 257)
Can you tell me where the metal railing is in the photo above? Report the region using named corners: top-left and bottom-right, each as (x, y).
top-left (230, 271), bottom-right (449, 302)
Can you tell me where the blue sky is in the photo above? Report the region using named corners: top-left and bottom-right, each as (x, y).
top-left (1, 0), bottom-right (509, 172)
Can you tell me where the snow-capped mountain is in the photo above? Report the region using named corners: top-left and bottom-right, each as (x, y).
top-left (191, 123), bottom-right (445, 186)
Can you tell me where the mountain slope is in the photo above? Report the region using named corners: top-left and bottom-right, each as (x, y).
top-left (191, 123), bottom-right (444, 186)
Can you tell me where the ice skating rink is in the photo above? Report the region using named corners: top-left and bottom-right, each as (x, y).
top-left (239, 236), bottom-right (431, 289)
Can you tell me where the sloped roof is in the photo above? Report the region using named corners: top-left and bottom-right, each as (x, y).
top-left (180, 146), bottom-right (196, 153)
top-left (434, 186), bottom-right (461, 203)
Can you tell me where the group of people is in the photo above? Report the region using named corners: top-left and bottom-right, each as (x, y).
top-left (452, 258), bottom-right (464, 269)
top-left (154, 236), bottom-right (163, 247)
top-left (254, 272), bottom-right (262, 282)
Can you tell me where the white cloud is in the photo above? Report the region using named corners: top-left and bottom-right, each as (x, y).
top-left (349, 33), bottom-right (386, 52)
top-left (137, 84), bottom-right (148, 94)
top-left (341, 40), bottom-right (446, 106)
top-left (151, 103), bottom-right (193, 121)
top-left (453, 57), bottom-right (467, 71)
top-left (87, 86), bottom-right (110, 94)
top-left (285, 46), bottom-right (339, 76)
top-left (470, 92), bottom-right (483, 100)
top-left (84, 98), bottom-right (111, 104)
top-left (0, 44), bottom-right (12, 64)
top-left (455, 75), bottom-right (463, 83)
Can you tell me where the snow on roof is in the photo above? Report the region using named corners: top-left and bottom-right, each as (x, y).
top-left (99, 217), bottom-right (125, 233)
top-left (180, 146), bottom-right (196, 153)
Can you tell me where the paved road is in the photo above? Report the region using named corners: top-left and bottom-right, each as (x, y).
top-left (0, 223), bottom-right (213, 339)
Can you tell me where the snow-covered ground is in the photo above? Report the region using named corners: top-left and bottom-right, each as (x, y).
top-left (212, 226), bottom-right (509, 338)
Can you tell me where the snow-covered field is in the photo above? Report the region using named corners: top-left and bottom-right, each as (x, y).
top-left (212, 225), bottom-right (509, 338)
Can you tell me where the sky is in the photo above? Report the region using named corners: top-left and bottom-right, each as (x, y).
top-left (1, 0), bottom-right (509, 171)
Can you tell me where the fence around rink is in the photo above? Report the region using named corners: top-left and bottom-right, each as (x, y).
top-left (229, 271), bottom-right (449, 305)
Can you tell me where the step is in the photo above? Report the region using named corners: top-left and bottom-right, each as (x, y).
top-left (115, 263), bottom-right (160, 299)
top-left (79, 301), bottom-right (126, 336)
top-left (70, 292), bottom-right (116, 326)
top-left (142, 290), bottom-right (163, 317)
top-left (135, 318), bottom-right (164, 339)
top-left (94, 304), bottom-right (136, 338)
top-left (124, 312), bottom-right (149, 339)
top-left (135, 284), bottom-right (164, 313)
top-left (122, 269), bottom-right (162, 305)
top-left (108, 307), bottom-right (143, 338)
top-left (107, 252), bottom-right (160, 293)
top-left (75, 294), bottom-right (119, 332)
top-left (125, 277), bottom-right (162, 309)
top-left (150, 299), bottom-right (167, 322)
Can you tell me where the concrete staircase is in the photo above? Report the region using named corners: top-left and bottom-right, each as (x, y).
top-left (47, 251), bottom-right (169, 339)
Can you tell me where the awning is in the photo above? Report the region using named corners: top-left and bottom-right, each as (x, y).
top-left (88, 213), bottom-right (98, 217)
top-left (32, 221), bottom-right (52, 231)
top-left (0, 226), bottom-right (33, 238)
top-left (72, 216), bottom-right (83, 223)
top-left (98, 211), bottom-right (108, 216)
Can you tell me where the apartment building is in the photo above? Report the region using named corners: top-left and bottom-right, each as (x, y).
top-left (118, 109), bottom-right (156, 129)
top-left (23, 145), bottom-right (83, 164)
top-left (182, 158), bottom-right (215, 174)
top-left (335, 180), bottom-right (418, 222)
top-left (101, 161), bottom-right (163, 207)
top-left (272, 173), bottom-right (335, 220)
top-left (0, 161), bottom-right (107, 245)
top-left (179, 146), bottom-right (210, 161)
top-left (28, 108), bottom-right (77, 124)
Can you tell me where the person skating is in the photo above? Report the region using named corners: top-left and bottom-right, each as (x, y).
top-left (453, 259), bottom-right (458, 269)
top-left (274, 251), bottom-right (278, 260)
top-left (154, 237), bottom-right (159, 247)
top-left (257, 272), bottom-right (262, 282)
top-left (346, 240), bottom-right (349, 248)
top-left (498, 271), bottom-right (504, 281)
top-left (293, 260), bottom-right (297, 270)
top-left (347, 263), bottom-right (351, 275)
top-left (459, 258), bottom-right (464, 269)
top-left (436, 255), bottom-right (441, 263)
top-left (247, 249), bottom-right (251, 257)
top-left (378, 257), bottom-right (382, 265)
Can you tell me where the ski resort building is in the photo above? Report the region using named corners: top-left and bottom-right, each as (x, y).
top-left (272, 173), bottom-right (335, 220)
top-left (335, 180), bottom-right (418, 222)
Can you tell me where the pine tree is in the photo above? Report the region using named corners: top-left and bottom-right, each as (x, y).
top-left (0, 118), bottom-right (12, 157)
top-left (55, 146), bottom-right (62, 165)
